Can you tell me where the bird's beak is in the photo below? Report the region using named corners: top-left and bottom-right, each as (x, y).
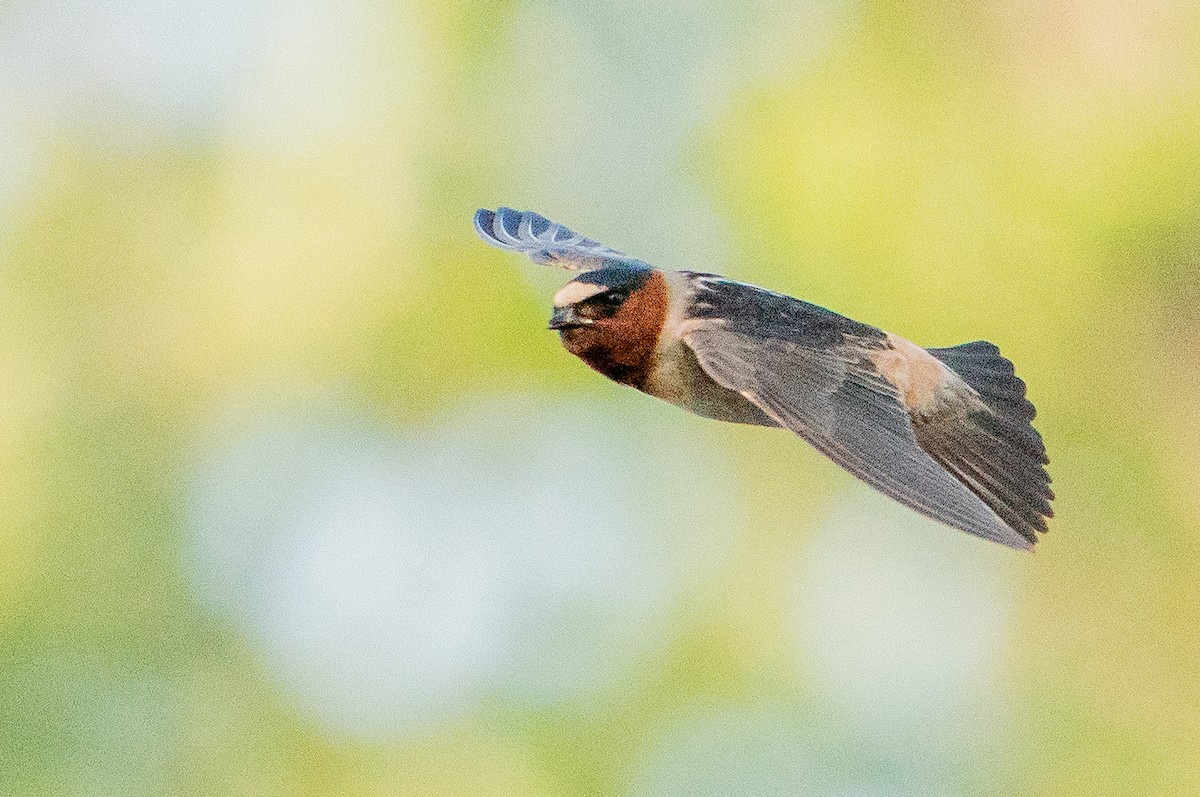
top-left (548, 306), bottom-right (592, 330)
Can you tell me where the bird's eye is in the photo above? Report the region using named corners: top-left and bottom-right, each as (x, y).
top-left (574, 289), bottom-right (628, 321)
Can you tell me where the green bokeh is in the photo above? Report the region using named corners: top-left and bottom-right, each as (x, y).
top-left (2, 0), bottom-right (1199, 794)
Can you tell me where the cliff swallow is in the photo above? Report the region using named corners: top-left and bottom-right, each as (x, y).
top-left (474, 207), bottom-right (1053, 550)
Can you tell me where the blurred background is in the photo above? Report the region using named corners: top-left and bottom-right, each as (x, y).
top-left (1, 0), bottom-right (1199, 794)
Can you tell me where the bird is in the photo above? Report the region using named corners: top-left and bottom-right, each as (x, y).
top-left (473, 207), bottom-right (1053, 550)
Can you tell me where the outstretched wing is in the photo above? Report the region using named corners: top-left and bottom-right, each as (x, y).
top-left (680, 275), bottom-right (1038, 550)
top-left (474, 207), bottom-right (640, 272)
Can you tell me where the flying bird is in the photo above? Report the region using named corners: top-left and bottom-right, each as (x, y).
top-left (474, 207), bottom-right (1053, 550)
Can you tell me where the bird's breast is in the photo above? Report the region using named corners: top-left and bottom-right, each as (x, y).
top-left (641, 337), bottom-right (777, 426)
top-left (633, 270), bottom-right (777, 426)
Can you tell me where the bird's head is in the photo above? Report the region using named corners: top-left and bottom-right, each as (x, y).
top-left (548, 263), bottom-right (667, 385)
top-left (549, 263), bottom-right (652, 333)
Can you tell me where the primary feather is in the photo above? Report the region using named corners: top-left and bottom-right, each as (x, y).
top-left (474, 207), bottom-right (641, 272)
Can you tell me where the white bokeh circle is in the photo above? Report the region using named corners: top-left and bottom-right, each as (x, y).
top-left (186, 394), bottom-right (738, 738)
top-left (790, 487), bottom-right (1015, 753)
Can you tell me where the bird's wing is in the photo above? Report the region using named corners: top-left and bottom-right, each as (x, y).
top-left (679, 275), bottom-right (1039, 550)
top-left (474, 207), bottom-right (642, 272)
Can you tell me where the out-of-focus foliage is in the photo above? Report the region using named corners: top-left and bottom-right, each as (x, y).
top-left (1, 0), bottom-right (1198, 794)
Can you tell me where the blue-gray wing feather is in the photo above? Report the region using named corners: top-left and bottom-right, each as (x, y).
top-left (474, 207), bottom-right (640, 272)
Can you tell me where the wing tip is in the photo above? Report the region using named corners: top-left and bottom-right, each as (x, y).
top-left (473, 207), bottom-right (496, 244)
top-left (919, 500), bottom-right (1038, 551)
top-left (969, 516), bottom-right (1036, 551)
top-left (472, 207), bottom-right (630, 273)
top-left (473, 206), bottom-right (551, 252)
top-left (1006, 530), bottom-right (1037, 552)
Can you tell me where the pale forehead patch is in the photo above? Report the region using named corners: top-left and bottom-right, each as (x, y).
top-left (553, 280), bottom-right (607, 307)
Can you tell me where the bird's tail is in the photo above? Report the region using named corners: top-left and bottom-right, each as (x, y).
top-left (918, 341), bottom-right (1054, 545)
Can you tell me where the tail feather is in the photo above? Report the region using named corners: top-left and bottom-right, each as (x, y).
top-left (945, 425), bottom-right (1052, 495)
top-left (938, 452), bottom-right (1049, 540)
top-left (975, 412), bottom-right (1050, 464)
top-left (917, 341), bottom-right (1054, 545)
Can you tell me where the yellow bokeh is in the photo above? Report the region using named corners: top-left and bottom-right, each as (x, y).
top-left (2, 0), bottom-right (1198, 794)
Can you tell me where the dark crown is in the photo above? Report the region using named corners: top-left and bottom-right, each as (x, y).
top-left (574, 263), bottom-right (652, 293)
